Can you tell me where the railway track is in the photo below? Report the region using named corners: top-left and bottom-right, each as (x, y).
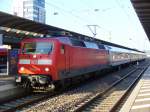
top-left (0, 92), bottom-right (51, 112)
top-left (71, 65), bottom-right (149, 112)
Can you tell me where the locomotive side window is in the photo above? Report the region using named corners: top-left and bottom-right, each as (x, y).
top-left (70, 39), bottom-right (86, 47)
top-left (84, 41), bottom-right (99, 49)
top-left (61, 45), bottom-right (65, 54)
top-left (56, 37), bottom-right (72, 45)
top-left (98, 44), bottom-right (105, 49)
top-left (23, 42), bottom-right (53, 54)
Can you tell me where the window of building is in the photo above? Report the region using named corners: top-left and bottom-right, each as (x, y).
top-left (24, 0), bottom-right (33, 4)
top-left (33, 0), bottom-right (45, 7)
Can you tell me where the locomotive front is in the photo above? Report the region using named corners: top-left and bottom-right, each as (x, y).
top-left (16, 38), bottom-right (57, 90)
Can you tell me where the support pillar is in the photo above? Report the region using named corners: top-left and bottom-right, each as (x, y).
top-left (136, 61), bottom-right (139, 66)
top-left (118, 66), bottom-right (121, 71)
top-left (0, 34), bottom-right (3, 45)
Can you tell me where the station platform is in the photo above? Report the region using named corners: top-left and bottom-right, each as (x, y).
top-left (120, 66), bottom-right (150, 112)
top-left (0, 75), bottom-right (15, 85)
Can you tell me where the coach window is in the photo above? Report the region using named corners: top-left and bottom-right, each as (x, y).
top-left (61, 45), bottom-right (65, 54)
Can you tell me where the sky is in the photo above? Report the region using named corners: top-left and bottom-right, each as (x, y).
top-left (0, 0), bottom-right (150, 51)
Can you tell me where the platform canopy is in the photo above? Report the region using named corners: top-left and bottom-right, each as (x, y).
top-left (131, 0), bottom-right (150, 41)
top-left (0, 11), bottom-right (81, 37)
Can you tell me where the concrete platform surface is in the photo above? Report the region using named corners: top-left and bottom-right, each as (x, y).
top-left (120, 66), bottom-right (150, 112)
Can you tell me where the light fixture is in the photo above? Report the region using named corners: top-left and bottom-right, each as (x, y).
top-left (25, 32), bottom-right (29, 35)
top-left (6, 28), bottom-right (11, 32)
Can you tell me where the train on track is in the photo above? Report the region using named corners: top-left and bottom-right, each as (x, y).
top-left (16, 35), bottom-right (146, 91)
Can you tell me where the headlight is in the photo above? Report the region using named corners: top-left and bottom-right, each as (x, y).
top-left (45, 67), bottom-right (49, 72)
top-left (20, 67), bottom-right (24, 71)
top-left (33, 55), bottom-right (37, 58)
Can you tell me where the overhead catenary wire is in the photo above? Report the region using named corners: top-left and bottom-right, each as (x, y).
top-left (43, 0), bottom-right (107, 37)
top-left (115, 0), bottom-right (137, 46)
top-left (44, 0), bottom-right (113, 32)
top-left (78, 0), bottom-right (115, 39)
top-left (42, 1), bottom-right (116, 40)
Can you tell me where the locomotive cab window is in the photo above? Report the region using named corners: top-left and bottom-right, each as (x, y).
top-left (23, 42), bottom-right (53, 54)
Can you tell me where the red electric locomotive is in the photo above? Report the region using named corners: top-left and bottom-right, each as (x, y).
top-left (16, 36), bottom-right (109, 90)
